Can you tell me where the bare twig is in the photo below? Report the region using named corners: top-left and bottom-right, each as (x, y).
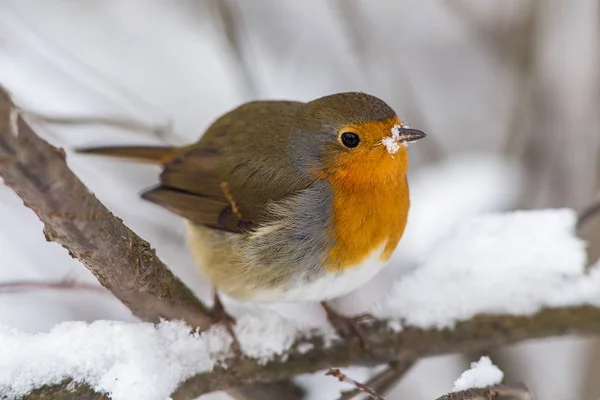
top-left (339, 360), bottom-right (415, 400)
top-left (435, 383), bottom-right (535, 400)
top-left (326, 368), bottom-right (385, 400)
top-left (0, 279), bottom-right (106, 294)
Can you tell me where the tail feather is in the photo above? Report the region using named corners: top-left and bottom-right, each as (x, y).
top-left (75, 145), bottom-right (179, 164)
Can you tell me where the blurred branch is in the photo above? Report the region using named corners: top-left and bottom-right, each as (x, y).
top-left (435, 383), bottom-right (535, 400)
top-left (332, 0), bottom-right (369, 66)
top-left (445, 0), bottom-right (540, 159)
top-left (19, 109), bottom-right (172, 141)
top-left (577, 194), bottom-right (600, 231)
top-left (209, 0), bottom-right (258, 98)
top-left (0, 279), bottom-right (106, 294)
top-left (444, 0), bottom-right (537, 68)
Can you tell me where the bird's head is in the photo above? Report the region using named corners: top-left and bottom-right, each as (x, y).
top-left (292, 92), bottom-right (426, 186)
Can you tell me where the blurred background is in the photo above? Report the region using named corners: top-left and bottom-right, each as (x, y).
top-left (0, 1), bottom-right (598, 399)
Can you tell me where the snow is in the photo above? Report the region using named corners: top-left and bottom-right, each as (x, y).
top-left (374, 208), bottom-right (595, 328)
top-left (452, 356), bottom-right (504, 392)
top-left (0, 313), bottom-right (323, 400)
top-left (382, 124), bottom-right (423, 155)
top-left (2, 208), bottom-right (598, 399)
top-left (381, 124), bottom-right (404, 155)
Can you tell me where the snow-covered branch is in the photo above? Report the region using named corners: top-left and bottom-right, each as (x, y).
top-left (4, 305), bottom-right (600, 399)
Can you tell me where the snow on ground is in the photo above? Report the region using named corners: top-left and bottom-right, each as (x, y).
top-left (1, 208), bottom-right (598, 400)
top-left (451, 356), bottom-right (504, 392)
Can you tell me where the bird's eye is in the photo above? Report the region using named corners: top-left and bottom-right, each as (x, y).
top-left (340, 132), bottom-right (360, 148)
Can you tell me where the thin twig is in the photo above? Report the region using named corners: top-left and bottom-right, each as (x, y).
top-left (338, 360), bottom-right (415, 400)
top-left (326, 368), bottom-right (385, 400)
top-left (0, 280), bottom-right (106, 294)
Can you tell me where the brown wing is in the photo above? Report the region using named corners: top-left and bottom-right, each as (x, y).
top-left (78, 101), bottom-right (313, 233)
top-left (140, 146), bottom-right (247, 232)
top-left (141, 101), bottom-right (313, 233)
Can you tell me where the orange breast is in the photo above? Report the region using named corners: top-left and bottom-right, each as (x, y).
top-left (325, 172), bottom-right (409, 270)
top-left (322, 118), bottom-right (411, 271)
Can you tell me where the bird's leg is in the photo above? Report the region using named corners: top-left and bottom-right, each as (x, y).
top-left (210, 289), bottom-right (240, 352)
top-left (321, 301), bottom-right (375, 349)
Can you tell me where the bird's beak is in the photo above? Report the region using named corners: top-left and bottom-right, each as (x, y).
top-left (396, 128), bottom-right (426, 143)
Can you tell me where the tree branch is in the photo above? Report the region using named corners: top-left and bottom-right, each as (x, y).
top-left (171, 306), bottom-right (600, 398)
top-left (9, 306), bottom-right (600, 399)
top-left (0, 86), bottom-right (212, 329)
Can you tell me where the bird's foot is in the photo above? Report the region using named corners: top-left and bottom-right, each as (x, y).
top-left (321, 302), bottom-right (374, 349)
top-left (211, 291), bottom-right (241, 354)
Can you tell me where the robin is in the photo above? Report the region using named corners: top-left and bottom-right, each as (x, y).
top-left (77, 92), bottom-right (425, 348)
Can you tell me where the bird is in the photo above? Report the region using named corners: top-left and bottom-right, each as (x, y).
top-left (77, 92), bottom-right (426, 348)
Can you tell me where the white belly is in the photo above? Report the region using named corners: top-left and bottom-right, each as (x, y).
top-left (247, 244), bottom-right (390, 302)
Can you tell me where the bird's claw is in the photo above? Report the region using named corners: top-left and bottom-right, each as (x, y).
top-left (211, 292), bottom-right (241, 354)
top-left (321, 302), bottom-right (373, 349)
